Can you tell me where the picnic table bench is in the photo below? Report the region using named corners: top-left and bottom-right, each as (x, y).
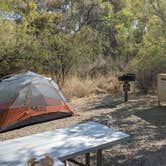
top-left (0, 121), bottom-right (129, 166)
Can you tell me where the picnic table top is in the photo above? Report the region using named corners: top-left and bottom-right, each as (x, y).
top-left (0, 121), bottom-right (129, 166)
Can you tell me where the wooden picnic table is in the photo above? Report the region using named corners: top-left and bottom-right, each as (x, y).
top-left (0, 121), bottom-right (129, 166)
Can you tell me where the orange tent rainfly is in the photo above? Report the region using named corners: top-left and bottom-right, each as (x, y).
top-left (0, 71), bottom-right (73, 132)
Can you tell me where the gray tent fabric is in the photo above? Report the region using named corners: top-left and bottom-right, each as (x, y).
top-left (0, 71), bottom-right (73, 132)
top-left (0, 71), bottom-right (66, 107)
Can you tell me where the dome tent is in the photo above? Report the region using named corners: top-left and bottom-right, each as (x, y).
top-left (0, 71), bottom-right (73, 132)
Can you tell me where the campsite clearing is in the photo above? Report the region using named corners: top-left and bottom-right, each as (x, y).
top-left (0, 94), bottom-right (166, 166)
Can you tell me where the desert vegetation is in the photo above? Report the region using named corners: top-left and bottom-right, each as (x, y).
top-left (0, 2), bottom-right (166, 165)
top-left (63, 76), bottom-right (121, 98)
top-left (0, 0), bottom-right (165, 95)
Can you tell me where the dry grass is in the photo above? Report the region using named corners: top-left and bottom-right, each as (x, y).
top-left (63, 76), bottom-right (121, 99)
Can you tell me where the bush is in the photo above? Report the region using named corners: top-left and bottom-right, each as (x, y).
top-left (63, 76), bottom-right (121, 99)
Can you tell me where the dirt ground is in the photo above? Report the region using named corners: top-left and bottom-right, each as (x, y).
top-left (0, 94), bottom-right (166, 166)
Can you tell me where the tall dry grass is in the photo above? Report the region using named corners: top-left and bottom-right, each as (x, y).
top-left (63, 76), bottom-right (121, 99)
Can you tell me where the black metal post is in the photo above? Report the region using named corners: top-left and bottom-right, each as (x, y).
top-left (124, 81), bottom-right (128, 102)
top-left (85, 153), bottom-right (90, 166)
top-left (97, 149), bottom-right (102, 166)
top-left (125, 90), bottom-right (128, 102)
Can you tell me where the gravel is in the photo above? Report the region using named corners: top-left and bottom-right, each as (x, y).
top-left (0, 94), bottom-right (166, 166)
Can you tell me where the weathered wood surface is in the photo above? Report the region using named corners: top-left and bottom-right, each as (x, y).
top-left (0, 121), bottom-right (129, 166)
top-left (158, 74), bottom-right (166, 106)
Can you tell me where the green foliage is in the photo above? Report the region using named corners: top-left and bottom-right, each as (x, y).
top-left (133, 15), bottom-right (166, 71)
top-left (0, 0), bottom-right (165, 89)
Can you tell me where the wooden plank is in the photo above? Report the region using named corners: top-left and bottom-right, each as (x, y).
top-left (54, 159), bottom-right (65, 166)
top-left (158, 74), bottom-right (166, 106)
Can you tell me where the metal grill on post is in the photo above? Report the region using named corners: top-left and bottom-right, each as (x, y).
top-left (118, 73), bottom-right (136, 102)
